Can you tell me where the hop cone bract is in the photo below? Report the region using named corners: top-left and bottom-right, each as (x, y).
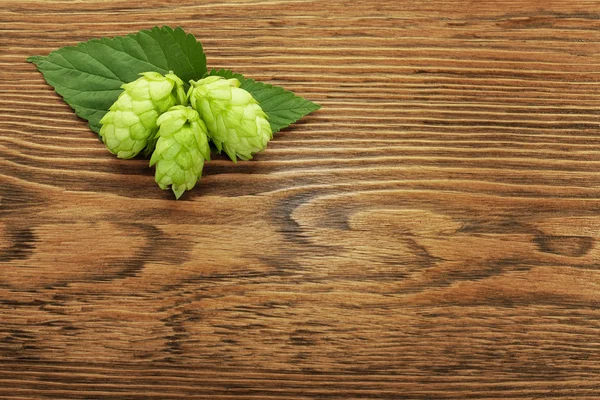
top-left (99, 72), bottom-right (186, 159)
top-left (189, 76), bottom-right (272, 161)
top-left (149, 105), bottom-right (210, 199)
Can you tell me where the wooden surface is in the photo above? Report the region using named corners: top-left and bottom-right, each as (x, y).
top-left (1, 0), bottom-right (600, 398)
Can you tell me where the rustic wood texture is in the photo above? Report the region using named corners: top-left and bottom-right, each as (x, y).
top-left (1, 0), bottom-right (600, 398)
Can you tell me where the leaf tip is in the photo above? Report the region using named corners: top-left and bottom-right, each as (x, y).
top-left (26, 55), bottom-right (43, 64)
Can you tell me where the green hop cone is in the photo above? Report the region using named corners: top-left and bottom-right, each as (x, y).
top-left (189, 76), bottom-right (272, 162)
top-left (99, 71), bottom-right (187, 159)
top-left (149, 105), bottom-right (210, 199)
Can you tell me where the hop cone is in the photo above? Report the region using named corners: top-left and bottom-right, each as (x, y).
top-left (189, 76), bottom-right (272, 161)
top-left (99, 72), bottom-right (186, 159)
top-left (149, 105), bottom-right (210, 199)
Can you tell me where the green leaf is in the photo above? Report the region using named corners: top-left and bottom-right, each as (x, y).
top-left (27, 26), bottom-right (207, 134)
top-left (209, 68), bottom-right (320, 133)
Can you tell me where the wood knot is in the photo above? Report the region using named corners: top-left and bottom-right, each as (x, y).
top-left (533, 235), bottom-right (594, 258)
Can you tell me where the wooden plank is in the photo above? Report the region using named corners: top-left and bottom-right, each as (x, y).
top-left (1, 0), bottom-right (600, 398)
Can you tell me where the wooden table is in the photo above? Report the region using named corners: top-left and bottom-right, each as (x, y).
top-left (2, 1), bottom-right (600, 398)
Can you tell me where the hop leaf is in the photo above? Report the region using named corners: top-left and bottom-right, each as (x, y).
top-left (99, 72), bottom-right (186, 159)
top-left (189, 76), bottom-right (273, 162)
top-left (150, 105), bottom-right (210, 199)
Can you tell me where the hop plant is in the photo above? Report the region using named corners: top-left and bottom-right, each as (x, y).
top-left (149, 105), bottom-right (210, 199)
top-left (99, 71), bottom-right (186, 159)
top-left (189, 76), bottom-right (272, 162)
top-left (29, 27), bottom-right (322, 199)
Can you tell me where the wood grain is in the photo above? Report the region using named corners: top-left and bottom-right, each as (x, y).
top-left (1, 0), bottom-right (600, 398)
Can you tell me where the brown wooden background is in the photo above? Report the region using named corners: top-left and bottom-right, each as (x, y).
top-left (2, 0), bottom-right (600, 398)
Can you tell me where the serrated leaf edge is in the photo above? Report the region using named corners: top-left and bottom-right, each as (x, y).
top-left (208, 68), bottom-right (321, 133)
